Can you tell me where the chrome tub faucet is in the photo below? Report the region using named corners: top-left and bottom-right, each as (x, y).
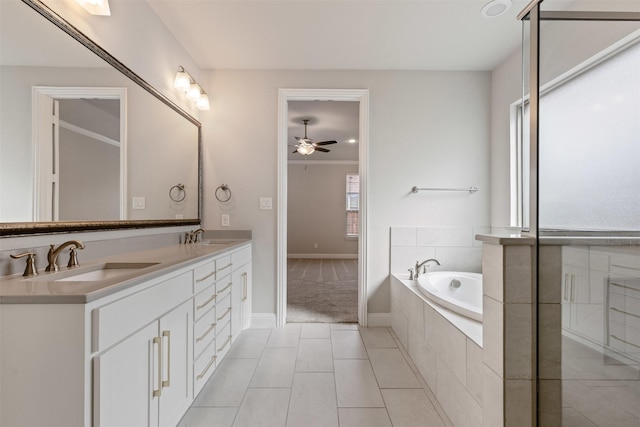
top-left (414, 258), bottom-right (441, 279)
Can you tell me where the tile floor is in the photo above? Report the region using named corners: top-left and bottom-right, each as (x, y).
top-left (179, 324), bottom-right (453, 427)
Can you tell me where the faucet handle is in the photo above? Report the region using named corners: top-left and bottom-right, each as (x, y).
top-left (10, 252), bottom-right (38, 277)
top-left (408, 268), bottom-right (414, 280)
top-left (67, 247), bottom-right (82, 268)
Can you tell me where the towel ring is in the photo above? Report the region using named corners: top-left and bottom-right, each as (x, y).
top-left (169, 184), bottom-right (186, 202)
top-left (215, 184), bottom-right (232, 202)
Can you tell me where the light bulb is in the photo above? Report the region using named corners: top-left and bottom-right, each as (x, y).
top-left (196, 94), bottom-right (210, 110)
top-left (174, 70), bottom-right (190, 92)
top-left (187, 83), bottom-right (201, 101)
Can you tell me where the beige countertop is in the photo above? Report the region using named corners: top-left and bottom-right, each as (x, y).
top-left (0, 240), bottom-right (250, 304)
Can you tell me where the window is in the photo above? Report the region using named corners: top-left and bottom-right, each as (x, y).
top-left (512, 39), bottom-right (640, 231)
top-left (346, 173), bottom-right (359, 237)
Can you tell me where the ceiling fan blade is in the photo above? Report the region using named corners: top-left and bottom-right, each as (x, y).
top-left (313, 140), bottom-right (337, 146)
top-left (314, 147), bottom-right (330, 153)
top-left (292, 149), bottom-right (299, 153)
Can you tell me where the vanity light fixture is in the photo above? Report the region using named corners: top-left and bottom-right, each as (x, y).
top-left (480, 0), bottom-right (512, 18)
top-left (173, 66), bottom-right (210, 110)
top-left (76, 0), bottom-right (111, 16)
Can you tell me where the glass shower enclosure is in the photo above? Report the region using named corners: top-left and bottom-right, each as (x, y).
top-left (519, 1), bottom-right (640, 425)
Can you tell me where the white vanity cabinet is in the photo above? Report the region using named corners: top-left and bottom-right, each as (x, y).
top-left (93, 273), bottom-right (193, 427)
top-left (0, 241), bottom-right (253, 427)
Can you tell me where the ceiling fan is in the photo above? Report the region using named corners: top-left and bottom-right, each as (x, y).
top-left (292, 119), bottom-right (337, 155)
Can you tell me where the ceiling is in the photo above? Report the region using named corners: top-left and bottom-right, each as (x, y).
top-left (148, 0), bottom-right (532, 71)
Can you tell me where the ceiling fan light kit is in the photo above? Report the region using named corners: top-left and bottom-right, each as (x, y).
top-left (292, 119), bottom-right (337, 156)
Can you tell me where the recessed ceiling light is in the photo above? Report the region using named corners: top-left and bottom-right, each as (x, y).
top-left (481, 0), bottom-right (512, 18)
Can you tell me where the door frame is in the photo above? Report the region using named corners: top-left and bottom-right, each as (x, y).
top-left (32, 86), bottom-right (127, 221)
top-left (276, 88), bottom-right (370, 327)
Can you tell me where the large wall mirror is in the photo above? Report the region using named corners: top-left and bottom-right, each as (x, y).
top-left (0, 0), bottom-right (201, 235)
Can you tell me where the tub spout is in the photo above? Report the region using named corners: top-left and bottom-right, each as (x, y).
top-left (414, 258), bottom-right (440, 279)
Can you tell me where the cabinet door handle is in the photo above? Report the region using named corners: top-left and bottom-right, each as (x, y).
top-left (196, 322), bottom-right (217, 342)
top-left (162, 331), bottom-right (171, 388)
top-left (196, 355), bottom-right (217, 380)
top-left (242, 272), bottom-right (248, 302)
top-left (217, 307), bottom-right (231, 321)
top-left (563, 274), bottom-right (569, 302)
top-left (570, 274), bottom-right (576, 303)
top-left (196, 270), bottom-right (215, 283)
top-left (197, 293), bottom-right (217, 310)
top-left (218, 283), bottom-right (232, 294)
top-left (152, 336), bottom-right (162, 397)
top-left (217, 335), bottom-right (232, 352)
top-left (217, 262), bottom-right (233, 273)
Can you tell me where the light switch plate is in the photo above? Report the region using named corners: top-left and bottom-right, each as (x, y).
top-left (221, 214), bottom-right (230, 227)
top-left (260, 197), bottom-right (272, 210)
top-left (132, 196), bottom-right (145, 209)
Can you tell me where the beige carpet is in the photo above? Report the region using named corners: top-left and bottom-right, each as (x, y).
top-left (287, 258), bottom-right (358, 323)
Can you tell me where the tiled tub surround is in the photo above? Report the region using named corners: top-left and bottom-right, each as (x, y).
top-left (390, 233), bottom-right (536, 427)
top-left (390, 226), bottom-right (488, 276)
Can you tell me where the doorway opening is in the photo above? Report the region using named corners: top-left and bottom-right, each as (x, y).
top-left (276, 89), bottom-right (369, 326)
top-left (32, 86), bottom-right (126, 221)
top-left (287, 101), bottom-right (359, 323)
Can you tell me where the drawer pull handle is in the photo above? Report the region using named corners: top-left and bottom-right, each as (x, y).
top-left (196, 355), bottom-right (217, 380)
top-left (563, 274), bottom-right (569, 302)
top-left (242, 272), bottom-right (248, 302)
top-left (196, 270), bottom-right (216, 283)
top-left (162, 331), bottom-right (171, 388)
top-left (153, 336), bottom-right (162, 397)
top-left (197, 293), bottom-right (217, 310)
top-left (217, 307), bottom-right (231, 321)
top-left (196, 323), bottom-right (217, 342)
top-left (218, 283), bottom-right (232, 294)
top-left (217, 263), bottom-right (233, 273)
top-left (218, 335), bottom-right (232, 352)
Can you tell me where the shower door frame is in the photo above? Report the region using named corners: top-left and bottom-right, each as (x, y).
top-left (518, 1), bottom-right (640, 425)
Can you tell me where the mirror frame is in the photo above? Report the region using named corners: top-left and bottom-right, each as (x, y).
top-left (1, 0), bottom-right (202, 236)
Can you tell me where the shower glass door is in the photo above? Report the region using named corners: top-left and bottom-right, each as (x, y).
top-left (532, 3), bottom-right (640, 425)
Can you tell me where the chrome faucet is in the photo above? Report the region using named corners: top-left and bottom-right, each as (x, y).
top-left (46, 240), bottom-right (85, 272)
top-left (414, 258), bottom-right (440, 279)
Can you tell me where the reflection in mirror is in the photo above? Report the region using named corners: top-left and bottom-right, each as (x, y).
top-left (0, 0), bottom-right (201, 234)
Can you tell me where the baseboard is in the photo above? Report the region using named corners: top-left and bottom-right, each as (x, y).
top-left (251, 313), bottom-right (276, 329)
top-left (367, 313), bottom-right (391, 327)
top-left (288, 253), bottom-right (358, 259)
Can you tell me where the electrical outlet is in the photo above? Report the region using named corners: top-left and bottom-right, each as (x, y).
top-left (221, 214), bottom-right (230, 227)
top-left (132, 196), bottom-right (145, 209)
top-left (314, 243), bottom-right (318, 249)
top-left (260, 197), bottom-right (272, 210)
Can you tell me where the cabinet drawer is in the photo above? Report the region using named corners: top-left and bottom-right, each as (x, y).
top-left (93, 272), bottom-right (191, 352)
top-left (194, 260), bottom-right (217, 293)
top-left (194, 340), bottom-right (217, 396)
top-left (194, 283), bottom-right (218, 321)
top-left (194, 307), bottom-right (217, 359)
top-left (215, 254), bottom-right (233, 280)
top-left (215, 321), bottom-right (232, 361)
top-left (216, 279), bottom-right (233, 301)
top-left (215, 293), bottom-right (232, 325)
top-left (232, 246), bottom-right (251, 268)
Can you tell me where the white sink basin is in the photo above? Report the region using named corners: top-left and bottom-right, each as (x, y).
top-left (44, 262), bottom-right (159, 282)
top-left (198, 239), bottom-right (237, 245)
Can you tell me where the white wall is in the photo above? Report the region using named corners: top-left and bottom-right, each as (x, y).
top-left (201, 69), bottom-right (491, 314)
top-left (288, 163), bottom-right (359, 256)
